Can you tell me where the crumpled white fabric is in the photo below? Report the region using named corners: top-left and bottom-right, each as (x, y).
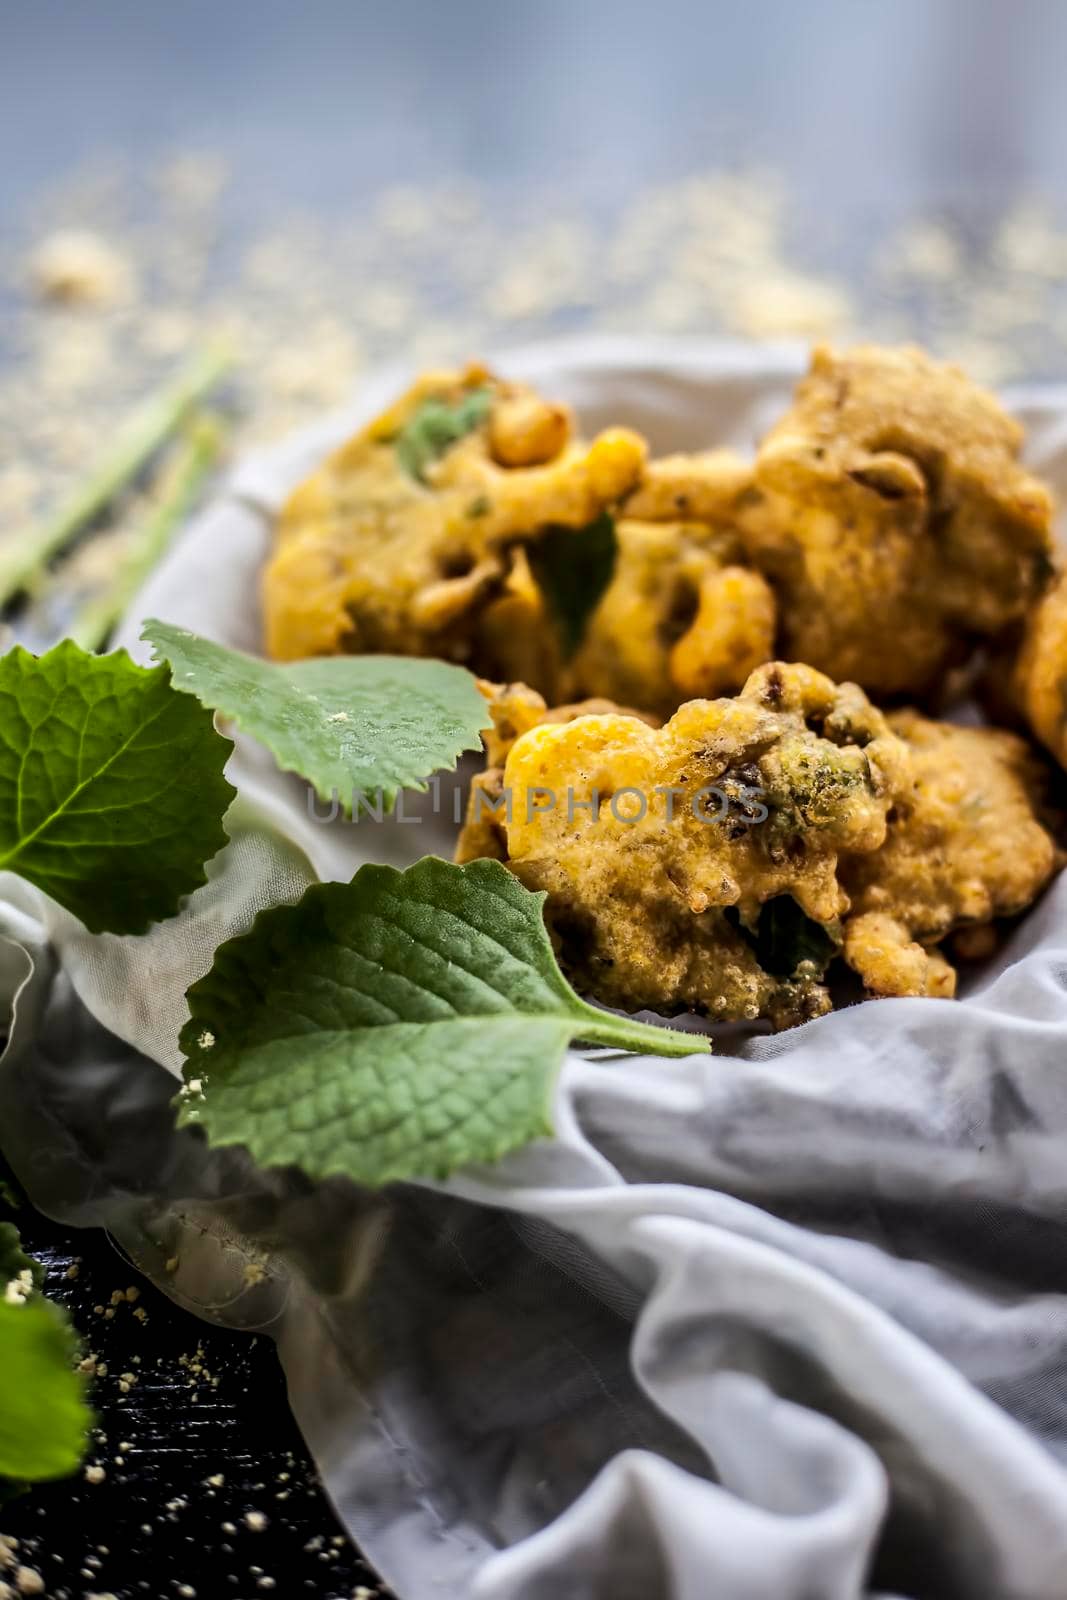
top-left (3, 338), bottom-right (1067, 1600)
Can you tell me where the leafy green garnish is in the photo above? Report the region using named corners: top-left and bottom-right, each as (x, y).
top-left (0, 1302), bottom-right (90, 1481)
top-left (527, 513), bottom-right (618, 658)
top-left (0, 1223), bottom-right (42, 1292)
top-left (0, 641), bottom-right (234, 934)
top-left (764, 746), bottom-right (865, 841)
top-left (143, 621), bottom-right (489, 810)
top-left (0, 1227), bottom-right (90, 1485)
top-left (395, 387), bottom-right (492, 483)
top-left (748, 896), bottom-right (840, 978)
top-left (178, 857), bottom-right (704, 1186)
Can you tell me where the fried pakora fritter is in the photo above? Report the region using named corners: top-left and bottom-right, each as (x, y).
top-left (458, 663), bottom-right (909, 1029)
top-left (262, 363), bottom-right (646, 664)
top-left (557, 452), bottom-right (777, 716)
top-left (559, 520), bottom-right (775, 715)
top-left (841, 913), bottom-right (957, 1000)
top-left (266, 344), bottom-right (1064, 1026)
top-left (839, 710), bottom-right (1061, 997)
top-left (1013, 567), bottom-right (1067, 770)
top-left (458, 678), bottom-right (1061, 1027)
top-left (621, 450), bottom-right (757, 524)
top-left (455, 680), bottom-right (658, 865)
top-left (744, 344), bottom-right (1055, 697)
top-left (264, 345), bottom-right (1055, 718)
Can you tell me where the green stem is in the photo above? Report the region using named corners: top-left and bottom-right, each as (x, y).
top-left (68, 416), bottom-right (226, 653)
top-left (0, 343), bottom-right (232, 608)
top-left (572, 1005), bottom-right (711, 1058)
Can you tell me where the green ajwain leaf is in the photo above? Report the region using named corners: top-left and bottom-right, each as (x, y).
top-left (0, 1222), bottom-right (90, 1485)
top-left (178, 857), bottom-right (704, 1187)
top-left (749, 895), bottom-right (841, 978)
top-left (395, 387), bottom-right (492, 483)
top-left (0, 1297), bottom-right (91, 1482)
top-left (0, 1222), bottom-right (43, 1293)
top-left (0, 641), bottom-right (235, 935)
top-left (143, 621), bottom-right (489, 811)
top-left (527, 513), bottom-right (618, 659)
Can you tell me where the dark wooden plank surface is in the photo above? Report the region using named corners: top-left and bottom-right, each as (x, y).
top-left (1, 1193), bottom-right (391, 1600)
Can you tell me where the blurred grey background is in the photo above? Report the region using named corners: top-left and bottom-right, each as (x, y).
top-left (5, 0), bottom-right (1067, 525)
top-left (3, 0), bottom-right (1066, 233)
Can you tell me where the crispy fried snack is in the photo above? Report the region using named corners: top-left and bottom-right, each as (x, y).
top-left (458, 663), bottom-right (909, 1029)
top-left (455, 680), bottom-right (658, 864)
top-left (458, 675), bottom-right (1062, 1025)
top-left (560, 452), bottom-right (777, 716)
top-left (622, 450), bottom-right (757, 524)
top-left (745, 344), bottom-right (1055, 697)
top-left (841, 914), bottom-right (957, 1000)
top-left (1014, 567), bottom-right (1067, 769)
top-left (262, 363), bottom-right (646, 664)
top-left (840, 711), bottom-right (1061, 996)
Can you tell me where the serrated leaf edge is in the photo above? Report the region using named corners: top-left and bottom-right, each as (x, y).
top-left (142, 621), bottom-right (489, 808)
top-left (0, 640), bottom-right (235, 934)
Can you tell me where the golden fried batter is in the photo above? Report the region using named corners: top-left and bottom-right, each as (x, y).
top-left (458, 675), bottom-right (1062, 1024)
top-left (668, 564), bottom-right (778, 701)
top-left (459, 663), bottom-right (909, 1029)
top-left (744, 344), bottom-right (1055, 697)
top-left (465, 546), bottom-right (561, 696)
top-left (559, 521), bottom-right (772, 714)
top-left (840, 711), bottom-right (1061, 995)
top-left (622, 450), bottom-right (757, 523)
top-left (263, 363), bottom-right (646, 664)
top-left (842, 914), bottom-right (957, 1000)
top-left (456, 680), bottom-right (658, 865)
top-left (559, 452), bottom-right (776, 716)
top-left (1014, 567), bottom-right (1067, 770)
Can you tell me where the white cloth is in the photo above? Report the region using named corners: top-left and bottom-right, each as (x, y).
top-left (3, 338), bottom-right (1067, 1600)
